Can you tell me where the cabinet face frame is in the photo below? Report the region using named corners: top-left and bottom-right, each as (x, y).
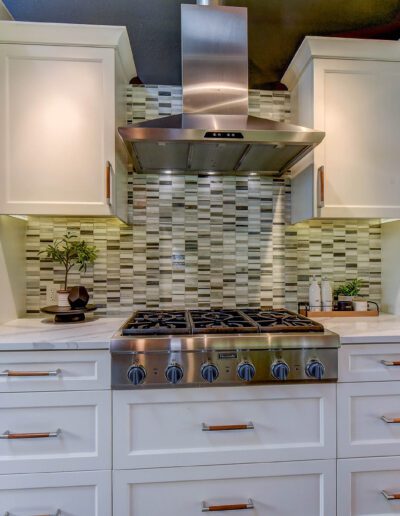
top-left (0, 43), bottom-right (120, 217)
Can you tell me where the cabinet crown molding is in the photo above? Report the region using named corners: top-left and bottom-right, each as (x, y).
top-left (0, 20), bottom-right (136, 81)
top-left (282, 36), bottom-right (400, 90)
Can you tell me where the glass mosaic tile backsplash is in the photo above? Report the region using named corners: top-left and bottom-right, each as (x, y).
top-left (25, 85), bottom-right (381, 315)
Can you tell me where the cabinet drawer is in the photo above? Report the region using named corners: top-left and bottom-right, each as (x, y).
top-left (338, 381), bottom-right (400, 458)
top-left (339, 344), bottom-right (400, 382)
top-left (338, 456), bottom-right (400, 516)
top-left (0, 350), bottom-right (110, 392)
top-left (113, 385), bottom-right (336, 469)
top-left (0, 470), bottom-right (111, 516)
top-left (114, 459), bottom-right (336, 516)
top-left (0, 391), bottom-right (111, 474)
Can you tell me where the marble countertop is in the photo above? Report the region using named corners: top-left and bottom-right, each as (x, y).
top-left (1, 313), bottom-right (400, 351)
top-left (0, 316), bottom-right (125, 350)
top-left (318, 313), bottom-right (400, 344)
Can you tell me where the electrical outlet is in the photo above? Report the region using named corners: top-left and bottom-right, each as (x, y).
top-left (46, 284), bottom-right (59, 306)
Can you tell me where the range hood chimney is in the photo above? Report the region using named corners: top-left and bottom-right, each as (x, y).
top-left (118, 3), bottom-right (325, 175)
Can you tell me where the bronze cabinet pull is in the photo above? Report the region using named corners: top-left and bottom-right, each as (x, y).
top-left (381, 360), bottom-right (400, 366)
top-left (382, 490), bottom-right (400, 500)
top-left (202, 422), bottom-right (254, 432)
top-left (317, 165), bottom-right (325, 208)
top-left (0, 429), bottom-right (61, 439)
top-left (4, 511), bottom-right (61, 516)
top-left (105, 160), bottom-right (112, 206)
top-left (0, 369), bottom-right (61, 377)
top-left (202, 499), bottom-right (254, 512)
top-left (381, 415), bottom-right (400, 423)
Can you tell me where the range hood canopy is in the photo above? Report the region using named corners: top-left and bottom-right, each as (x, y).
top-left (119, 1), bottom-right (324, 175)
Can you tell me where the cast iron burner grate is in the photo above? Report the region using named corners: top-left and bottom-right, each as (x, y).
top-left (122, 310), bottom-right (191, 335)
top-left (188, 309), bottom-right (258, 334)
top-left (242, 309), bottom-right (324, 332)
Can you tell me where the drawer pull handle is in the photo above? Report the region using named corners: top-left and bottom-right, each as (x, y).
top-left (382, 415), bottom-right (400, 423)
top-left (0, 369), bottom-right (61, 377)
top-left (0, 429), bottom-right (61, 439)
top-left (381, 360), bottom-right (400, 367)
top-left (382, 490), bottom-right (400, 500)
top-left (4, 511), bottom-right (61, 516)
top-left (202, 499), bottom-right (254, 512)
top-left (202, 422), bottom-right (254, 432)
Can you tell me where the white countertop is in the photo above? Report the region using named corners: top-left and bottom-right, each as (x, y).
top-left (1, 313), bottom-right (400, 351)
top-left (318, 313), bottom-right (400, 344)
top-left (0, 316), bottom-right (125, 351)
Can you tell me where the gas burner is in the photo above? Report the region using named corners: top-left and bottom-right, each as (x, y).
top-left (242, 309), bottom-right (324, 332)
top-left (188, 309), bottom-right (258, 334)
top-left (122, 310), bottom-right (190, 335)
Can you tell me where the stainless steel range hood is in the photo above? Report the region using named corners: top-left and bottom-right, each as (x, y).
top-left (119, 1), bottom-right (324, 175)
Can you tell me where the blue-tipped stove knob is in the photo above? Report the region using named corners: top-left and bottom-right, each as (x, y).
top-left (201, 363), bottom-right (219, 383)
top-left (127, 365), bottom-right (146, 385)
top-left (165, 363), bottom-right (184, 384)
top-left (271, 360), bottom-right (290, 381)
top-left (306, 359), bottom-right (325, 380)
top-left (237, 362), bottom-right (256, 382)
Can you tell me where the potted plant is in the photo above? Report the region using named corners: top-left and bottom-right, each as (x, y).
top-left (333, 278), bottom-right (364, 302)
top-left (39, 233), bottom-right (98, 307)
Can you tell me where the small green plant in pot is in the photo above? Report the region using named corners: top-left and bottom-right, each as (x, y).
top-left (334, 278), bottom-right (364, 302)
top-left (39, 233), bottom-right (98, 307)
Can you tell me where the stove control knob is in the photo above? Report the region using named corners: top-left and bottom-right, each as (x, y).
top-left (271, 360), bottom-right (290, 381)
top-left (201, 363), bottom-right (219, 383)
top-left (165, 363), bottom-right (184, 384)
top-left (306, 359), bottom-right (325, 380)
top-left (237, 362), bottom-right (256, 382)
top-left (127, 365), bottom-right (146, 385)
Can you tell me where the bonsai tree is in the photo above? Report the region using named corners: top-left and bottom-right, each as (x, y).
top-left (39, 232), bottom-right (98, 291)
top-left (334, 278), bottom-right (364, 299)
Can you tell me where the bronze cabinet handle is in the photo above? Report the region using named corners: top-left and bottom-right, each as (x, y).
top-left (317, 165), bottom-right (325, 208)
top-left (381, 415), bottom-right (400, 423)
top-left (202, 422), bottom-right (254, 432)
top-left (0, 369), bottom-right (61, 377)
top-left (4, 511), bottom-right (61, 516)
top-left (105, 160), bottom-right (112, 206)
top-left (202, 499), bottom-right (254, 512)
top-left (0, 429), bottom-right (61, 439)
top-left (381, 360), bottom-right (400, 366)
top-left (382, 490), bottom-right (400, 500)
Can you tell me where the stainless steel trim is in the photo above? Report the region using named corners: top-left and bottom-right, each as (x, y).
top-left (201, 499), bottom-right (254, 512)
top-left (0, 368), bottom-right (61, 377)
top-left (381, 415), bottom-right (400, 424)
top-left (4, 511), bottom-right (61, 516)
top-left (382, 490), bottom-right (400, 500)
top-left (0, 429), bottom-right (61, 439)
top-left (202, 422), bottom-right (254, 431)
top-left (381, 360), bottom-right (400, 366)
top-left (197, 0), bottom-right (220, 5)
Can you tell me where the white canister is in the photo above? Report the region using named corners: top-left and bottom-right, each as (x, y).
top-left (309, 276), bottom-right (321, 311)
top-left (352, 298), bottom-right (368, 311)
top-left (321, 277), bottom-right (333, 312)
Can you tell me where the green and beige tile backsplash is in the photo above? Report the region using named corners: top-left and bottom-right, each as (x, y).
top-left (25, 85), bottom-right (381, 315)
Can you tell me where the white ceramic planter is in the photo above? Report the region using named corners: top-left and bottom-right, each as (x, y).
top-left (57, 290), bottom-right (70, 307)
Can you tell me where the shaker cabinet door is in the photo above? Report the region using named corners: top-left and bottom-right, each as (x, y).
top-left (0, 43), bottom-right (120, 217)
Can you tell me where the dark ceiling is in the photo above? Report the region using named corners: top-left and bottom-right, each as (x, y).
top-left (4, 0), bottom-right (400, 89)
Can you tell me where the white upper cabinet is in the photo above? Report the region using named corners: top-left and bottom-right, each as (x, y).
top-left (282, 37), bottom-right (400, 223)
top-left (0, 21), bottom-right (135, 222)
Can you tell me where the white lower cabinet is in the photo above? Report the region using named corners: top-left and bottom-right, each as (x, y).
top-left (0, 390), bottom-right (111, 474)
top-left (338, 456), bottom-right (400, 516)
top-left (0, 470), bottom-right (111, 516)
top-left (339, 344), bottom-right (400, 383)
top-left (113, 384), bottom-right (336, 469)
top-left (338, 381), bottom-right (400, 458)
top-left (114, 459), bottom-right (336, 516)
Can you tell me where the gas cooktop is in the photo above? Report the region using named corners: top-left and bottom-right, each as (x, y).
top-left (121, 308), bottom-right (324, 336)
top-left (111, 308), bottom-right (339, 389)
